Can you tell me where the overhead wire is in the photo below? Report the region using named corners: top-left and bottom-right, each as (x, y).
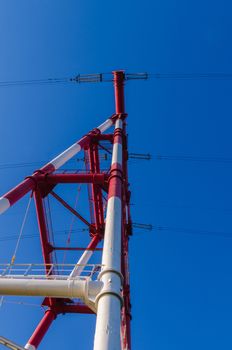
top-left (0, 159), bottom-right (78, 171)
top-left (0, 193), bottom-right (32, 309)
top-left (3, 225), bottom-right (232, 240)
top-left (62, 183), bottom-right (83, 265)
top-left (157, 154), bottom-right (232, 163)
top-left (1, 153), bottom-right (232, 173)
top-left (148, 73), bottom-right (232, 80)
top-left (0, 77), bottom-right (71, 87)
top-left (124, 224), bottom-right (232, 239)
top-left (0, 228), bottom-right (88, 243)
top-left (1, 299), bottom-right (44, 309)
top-left (1, 72), bottom-right (232, 88)
top-left (156, 225), bottom-right (232, 239)
top-left (10, 193), bottom-right (33, 265)
top-left (44, 196), bottom-right (59, 270)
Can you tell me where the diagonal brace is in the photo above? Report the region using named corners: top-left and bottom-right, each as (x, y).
top-left (50, 191), bottom-right (92, 229)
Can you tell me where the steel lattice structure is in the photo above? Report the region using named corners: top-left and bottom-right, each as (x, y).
top-left (0, 71), bottom-right (133, 350)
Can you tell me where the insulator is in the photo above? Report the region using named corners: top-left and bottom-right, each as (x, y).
top-left (132, 223), bottom-right (153, 231)
top-left (129, 153), bottom-right (151, 160)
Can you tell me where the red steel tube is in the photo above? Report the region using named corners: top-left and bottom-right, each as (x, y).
top-left (50, 191), bottom-right (91, 228)
top-left (0, 174), bottom-right (106, 212)
top-left (113, 70), bottom-right (125, 114)
top-left (85, 234), bottom-right (100, 250)
top-left (53, 246), bottom-right (102, 251)
top-left (25, 310), bottom-right (56, 350)
top-left (93, 145), bottom-right (104, 230)
top-left (88, 146), bottom-right (101, 231)
top-left (54, 304), bottom-right (94, 315)
top-left (34, 190), bottom-right (53, 272)
top-left (38, 173), bottom-right (107, 184)
top-left (88, 144), bottom-right (104, 235)
top-left (2, 178), bottom-right (36, 208)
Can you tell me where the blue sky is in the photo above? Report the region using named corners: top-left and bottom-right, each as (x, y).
top-left (0, 1), bottom-right (232, 349)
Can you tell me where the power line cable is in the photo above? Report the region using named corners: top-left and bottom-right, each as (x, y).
top-left (0, 154), bottom-right (151, 171)
top-left (10, 193), bottom-right (33, 265)
top-left (149, 73), bottom-right (232, 80)
top-left (0, 228), bottom-right (88, 243)
top-left (157, 154), bottom-right (232, 164)
top-left (1, 72), bottom-right (232, 88)
top-left (0, 77), bottom-right (71, 87)
top-left (156, 225), bottom-right (232, 239)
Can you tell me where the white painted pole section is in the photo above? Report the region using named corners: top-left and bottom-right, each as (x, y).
top-left (0, 278), bottom-right (90, 299)
top-left (94, 118), bottom-right (123, 350)
top-left (25, 344), bottom-right (36, 350)
top-left (111, 142), bottom-right (122, 166)
top-left (0, 197), bottom-right (10, 215)
top-left (101, 196), bottom-right (122, 271)
top-left (69, 249), bottom-right (94, 278)
top-left (50, 143), bottom-right (81, 170)
top-left (44, 117), bottom-right (113, 171)
top-left (97, 119), bottom-right (113, 133)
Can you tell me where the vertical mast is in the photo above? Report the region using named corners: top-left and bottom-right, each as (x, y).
top-left (93, 71), bottom-right (126, 350)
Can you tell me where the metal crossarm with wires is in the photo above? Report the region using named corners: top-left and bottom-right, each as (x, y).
top-left (1, 70), bottom-right (232, 89)
top-left (0, 70), bottom-right (138, 350)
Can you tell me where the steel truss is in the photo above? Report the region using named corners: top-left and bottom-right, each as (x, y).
top-left (0, 71), bottom-right (132, 350)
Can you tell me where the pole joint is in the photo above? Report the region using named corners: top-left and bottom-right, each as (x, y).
top-left (111, 113), bottom-right (127, 124)
top-left (95, 270), bottom-right (124, 309)
top-left (95, 290), bottom-right (123, 307)
top-left (98, 268), bottom-right (124, 283)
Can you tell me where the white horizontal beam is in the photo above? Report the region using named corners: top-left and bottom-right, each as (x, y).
top-left (0, 278), bottom-right (102, 300)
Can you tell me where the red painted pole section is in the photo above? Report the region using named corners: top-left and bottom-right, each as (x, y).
top-left (88, 144), bottom-right (104, 235)
top-left (54, 304), bottom-right (94, 315)
top-left (34, 190), bottom-right (53, 272)
top-left (86, 234), bottom-right (100, 250)
top-left (75, 235), bottom-right (100, 256)
top-left (25, 310), bottom-right (56, 350)
top-left (53, 246), bottom-right (102, 251)
top-left (2, 178), bottom-right (36, 208)
top-left (93, 144), bottom-right (104, 231)
top-left (37, 173), bottom-right (107, 184)
top-left (113, 70), bottom-right (125, 114)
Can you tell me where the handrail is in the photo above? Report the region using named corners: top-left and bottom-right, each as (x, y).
top-left (0, 263), bottom-right (102, 280)
top-left (0, 336), bottom-right (26, 350)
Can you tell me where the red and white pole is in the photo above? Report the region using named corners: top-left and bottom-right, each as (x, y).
top-left (0, 117), bottom-right (114, 215)
top-left (93, 71), bottom-right (125, 350)
top-left (25, 310), bottom-right (56, 350)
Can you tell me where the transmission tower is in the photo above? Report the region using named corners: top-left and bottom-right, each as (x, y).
top-left (0, 70), bottom-right (141, 350)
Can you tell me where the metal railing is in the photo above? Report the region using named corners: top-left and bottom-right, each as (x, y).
top-left (0, 336), bottom-right (25, 350)
top-left (0, 263), bottom-right (102, 280)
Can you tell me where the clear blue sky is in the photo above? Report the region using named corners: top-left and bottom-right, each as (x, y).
top-left (0, 1), bottom-right (232, 349)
